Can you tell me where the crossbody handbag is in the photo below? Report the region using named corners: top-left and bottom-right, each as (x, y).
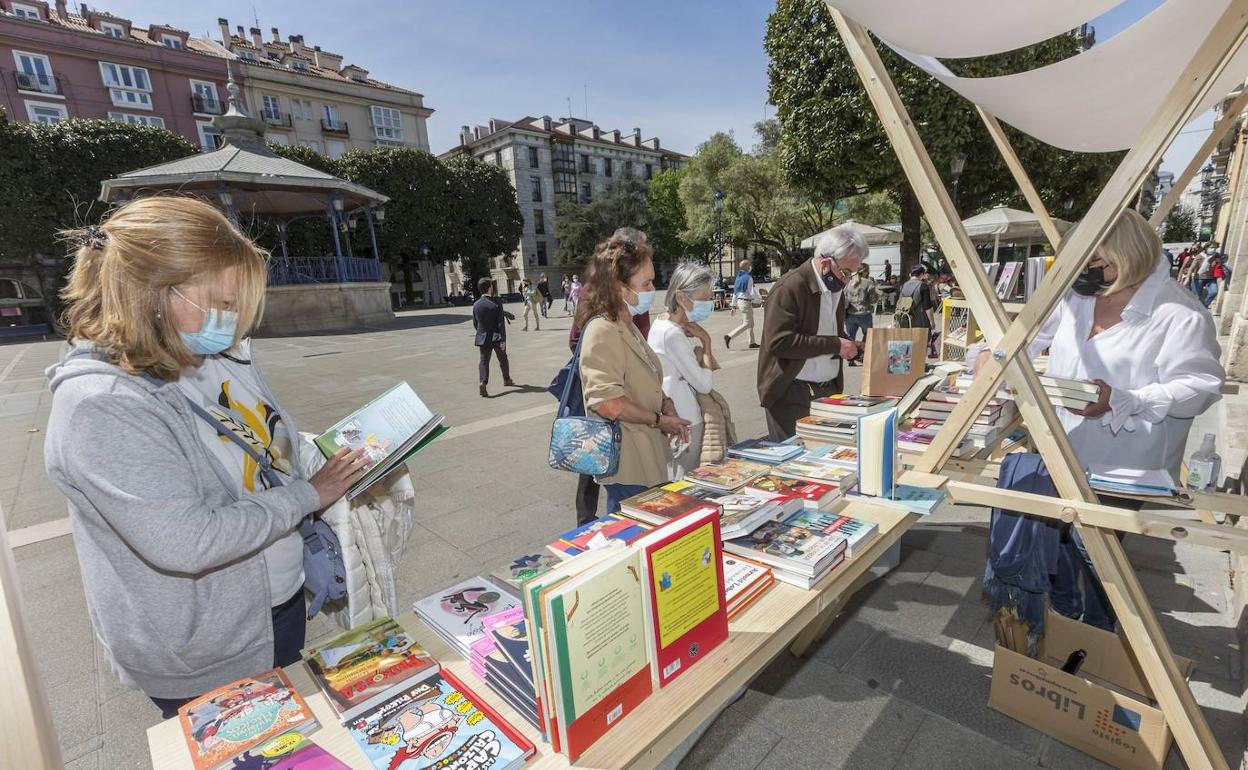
top-left (548, 317), bottom-right (621, 475)
top-left (151, 375), bottom-right (348, 619)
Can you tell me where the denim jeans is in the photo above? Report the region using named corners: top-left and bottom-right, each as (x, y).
top-left (148, 590), bottom-right (307, 719)
top-left (845, 312), bottom-right (873, 344)
top-left (604, 483), bottom-right (648, 514)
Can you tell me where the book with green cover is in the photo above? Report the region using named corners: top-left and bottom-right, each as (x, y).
top-left (315, 382), bottom-right (446, 500)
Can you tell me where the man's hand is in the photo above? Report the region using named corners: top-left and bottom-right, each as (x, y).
top-left (1070, 378), bottom-right (1111, 419)
top-left (837, 337), bottom-right (859, 359)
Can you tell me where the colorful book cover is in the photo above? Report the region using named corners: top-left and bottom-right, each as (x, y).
top-left (178, 668), bottom-right (317, 770)
top-left (227, 730), bottom-right (349, 769)
top-left (484, 649), bottom-right (536, 703)
top-left (306, 617), bottom-right (438, 722)
top-left (491, 621), bottom-right (534, 688)
top-left (724, 520), bottom-right (846, 574)
top-left (493, 553), bottom-right (562, 590)
top-left (548, 514), bottom-right (652, 557)
top-left (683, 458), bottom-right (772, 490)
top-left (811, 394), bottom-right (895, 414)
top-left (620, 486), bottom-right (720, 522)
top-left (721, 554), bottom-right (772, 607)
top-left (726, 436), bottom-right (804, 463)
top-left (782, 510), bottom-right (879, 557)
top-left (633, 510), bottom-right (728, 688)
top-left (346, 669), bottom-right (535, 770)
top-left (413, 577), bottom-right (521, 656)
top-left (857, 407), bottom-right (898, 498)
top-left (544, 548), bottom-right (653, 761)
top-left (747, 475), bottom-right (838, 506)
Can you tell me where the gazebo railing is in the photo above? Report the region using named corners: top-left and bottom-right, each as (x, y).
top-left (268, 256), bottom-right (382, 286)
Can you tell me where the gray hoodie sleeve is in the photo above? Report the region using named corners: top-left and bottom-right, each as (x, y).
top-left (63, 391), bottom-right (322, 574)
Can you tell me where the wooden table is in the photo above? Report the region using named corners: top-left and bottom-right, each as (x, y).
top-left (147, 499), bottom-right (916, 770)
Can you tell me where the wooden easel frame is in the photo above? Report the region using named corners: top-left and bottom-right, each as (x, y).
top-left (826, 3), bottom-right (1248, 767)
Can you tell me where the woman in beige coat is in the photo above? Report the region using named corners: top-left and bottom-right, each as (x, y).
top-left (577, 228), bottom-right (690, 512)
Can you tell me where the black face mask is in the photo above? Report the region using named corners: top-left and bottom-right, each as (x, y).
top-left (820, 258), bottom-right (847, 292)
top-left (1072, 266), bottom-right (1110, 296)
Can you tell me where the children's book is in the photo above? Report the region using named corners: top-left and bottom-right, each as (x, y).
top-left (227, 729), bottom-right (350, 769)
top-left (632, 509), bottom-right (728, 688)
top-left (723, 520), bottom-right (847, 576)
top-left (856, 407), bottom-right (898, 498)
top-left (306, 617), bottom-right (439, 723)
top-left (547, 514), bottom-right (652, 558)
top-left (782, 510), bottom-right (880, 557)
top-left (493, 553), bottom-right (562, 590)
top-left (413, 577), bottom-right (521, 659)
top-left (683, 458), bottom-right (772, 492)
top-left (619, 486), bottom-right (721, 525)
top-left (314, 382), bottom-right (447, 500)
top-left (178, 668), bottom-right (318, 770)
top-left (346, 669), bottom-right (535, 770)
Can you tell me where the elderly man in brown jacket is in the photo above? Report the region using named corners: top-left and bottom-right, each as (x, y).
top-left (758, 226), bottom-right (867, 440)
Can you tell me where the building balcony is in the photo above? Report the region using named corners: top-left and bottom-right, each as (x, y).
top-left (268, 255), bottom-right (381, 286)
top-left (14, 71), bottom-right (60, 95)
top-left (552, 159), bottom-right (576, 173)
top-left (191, 95), bottom-right (224, 115)
top-left (262, 110), bottom-right (292, 127)
top-left (321, 118), bottom-right (349, 134)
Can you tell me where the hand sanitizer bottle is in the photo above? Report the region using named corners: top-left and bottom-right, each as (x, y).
top-left (1186, 433), bottom-right (1221, 492)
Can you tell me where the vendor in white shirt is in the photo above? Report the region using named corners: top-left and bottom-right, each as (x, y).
top-left (979, 209), bottom-right (1224, 631)
top-left (649, 262), bottom-right (719, 478)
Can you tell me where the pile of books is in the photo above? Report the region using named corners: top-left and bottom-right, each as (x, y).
top-left (469, 607), bottom-right (541, 730)
top-left (545, 513), bottom-right (652, 557)
top-left (951, 373), bottom-right (1100, 410)
top-left (413, 576), bottom-right (522, 660)
top-left (797, 394), bottom-right (896, 445)
top-left (645, 479), bottom-right (803, 540)
top-left (723, 554), bottom-right (775, 619)
top-left (912, 386), bottom-right (1018, 448)
top-left (727, 436), bottom-right (805, 464)
top-left (723, 518), bottom-right (850, 589)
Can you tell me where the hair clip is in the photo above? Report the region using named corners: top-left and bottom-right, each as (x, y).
top-left (621, 238), bottom-right (636, 253)
top-left (83, 225), bottom-right (108, 250)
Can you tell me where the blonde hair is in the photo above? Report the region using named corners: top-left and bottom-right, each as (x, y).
top-left (60, 196), bottom-right (269, 381)
top-left (1092, 208), bottom-right (1160, 295)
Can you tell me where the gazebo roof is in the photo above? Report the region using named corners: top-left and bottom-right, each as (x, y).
top-left (98, 74), bottom-right (386, 217)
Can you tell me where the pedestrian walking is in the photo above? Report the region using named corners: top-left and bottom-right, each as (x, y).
top-left (473, 277), bottom-right (516, 397)
top-left (561, 274), bottom-right (572, 314)
top-left (520, 278), bottom-right (541, 331)
top-left (724, 258), bottom-right (762, 349)
top-left (44, 197), bottom-right (372, 718)
top-left (843, 264), bottom-right (878, 366)
top-left (897, 265), bottom-right (938, 357)
top-left (568, 274), bottom-right (583, 315)
top-left (537, 273), bottom-right (551, 318)
top-left (757, 225), bottom-right (864, 440)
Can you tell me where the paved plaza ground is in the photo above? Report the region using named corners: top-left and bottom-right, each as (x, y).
top-left (1, 298), bottom-right (1244, 769)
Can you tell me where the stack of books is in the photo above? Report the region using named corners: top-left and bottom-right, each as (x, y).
top-left (723, 518), bottom-right (848, 589)
top-left (745, 474), bottom-right (843, 509)
top-left (545, 513), bottom-right (653, 557)
top-left (772, 445), bottom-right (859, 488)
top-left (1040, 376), bottom-right (1100, 409)
top-left (782, 509), bottom-right (880, 557)
top-left (413, 576), bottom-right (522, 660)
top-left (912, 386), bottom-right (1018, 448)
top-left (727, 436), bottom-right (805, 463)
top-left (795, 414), bottom-right (857, 445)
top-left (652, 479), bottom-right (802, 540)
top-left (682, 457), bottom-right (772, 491)
top-left (722, 553), bottom-right (775, 619)
top-left (468, 607), bottom-right (541, 730)
top-left (618, 486), bottom-right (722, 526)
top-left (809, 394), bottom-right (896, 421)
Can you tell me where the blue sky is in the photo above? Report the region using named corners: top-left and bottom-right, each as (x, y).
top-left (105, 0), bottom-right (1210, 174)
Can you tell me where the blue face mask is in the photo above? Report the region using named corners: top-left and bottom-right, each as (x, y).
top-left (688, 299), bottom-right (714, 322)
top-left (626, 287), bottom-right (656, 316)
top-left (174, 288), bottom-right (239, 355)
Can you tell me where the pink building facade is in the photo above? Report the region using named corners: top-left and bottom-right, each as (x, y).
top-left (0, 0), bottom-right (233, 150)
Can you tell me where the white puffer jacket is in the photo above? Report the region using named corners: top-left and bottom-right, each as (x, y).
top-left (297, 433), bottom-right (416, 629)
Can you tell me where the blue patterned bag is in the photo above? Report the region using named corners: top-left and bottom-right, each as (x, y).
top-left (548, 317), bottom-right (621, 476)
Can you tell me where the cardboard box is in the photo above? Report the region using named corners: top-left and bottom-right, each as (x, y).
top-left (988, 611), bottom-right (1194, 770)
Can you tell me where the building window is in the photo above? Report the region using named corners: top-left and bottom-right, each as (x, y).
top-left (534, 209), bottom-right (545, 235)
top-left (161, 34), bottom-right (183, 49)
top-left (528, 146), bottom-right (539, 168)
top-left (26, 101), bottom-right (66, 124)
top-left (237, 49), bottom-right (257, 61)
top-left (370, 105), bottom-right (403, 142)
top-left (190, 80), bottom-right (220, 114)
top-left (645, 163), bottom-right (653, 180)
top-left (289, 59), bottom-right (308, 71)
top-left (300, 139), bottom-right (322, 153)
top-left (196, 120), bottom-right (222, 150)
top-left (99, 62), bottom-right (152, 109)
top-left (322, 103), bottom-right (340, 124)
top-left (580, 183), bottom-right (592, 203)
top-left (99, 21), bottom-right (125, 38)
top-left (326, 139), bottom-right (347, 159)
top-left (108, 111), bottom-right (164, 128)
top-left (531, 176), bottom-right (543, 202)
top-left (261, 94), bottom-right (282, 121)
top-left (552, 142), bottom-right (575, 172)
top-left (494, 149), bottom-right (503, 166)
top-left (13, 51), bottom-right (56, 94)
top-left (536, 240), bottom-right (548, 266)
top-left (579, 154), bottom-right (592, 173)
top-left (554, 172), bottom-right (575, 195)
top-left (604, 157), bottom-right (613, 177)
top-left (11, 3), bottom-right (42, 20)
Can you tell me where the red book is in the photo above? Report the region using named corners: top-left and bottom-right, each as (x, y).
top-left (632, 508), bottom-right (729, 688)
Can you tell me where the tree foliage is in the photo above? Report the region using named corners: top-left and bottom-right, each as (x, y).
top-left (1162, 203), bottom-right (1198, 243)
top-left (646, 167), bottom-right (707, 263)
top-left (442, 155), bottom-right (524, 288)
top-left (765, 0), bottom-right (1121, 273)
top-left (0, 119), bottom-right (196, 264)
top-left (555, 178), bottom-right (654, 266)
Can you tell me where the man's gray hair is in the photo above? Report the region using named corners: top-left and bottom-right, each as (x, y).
top-left (814, 225), bottom-right (868, 263)
top-left (665, 261), bottom-right (715, 313)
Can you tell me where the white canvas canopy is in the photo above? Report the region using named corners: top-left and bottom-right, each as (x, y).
top-left (962, 206), bottom-right (1071, 242)
top-left (801, 220), bottom-right (902, 249)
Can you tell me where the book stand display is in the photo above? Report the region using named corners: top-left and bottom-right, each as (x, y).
top-left (823, 2), bottom-right (1248, 767)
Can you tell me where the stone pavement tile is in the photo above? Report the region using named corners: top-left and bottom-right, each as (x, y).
top-left (848, 565), bottom-right (984, 646)
top-left (101, 689), bottom-right (163, 770)
top-left (746, 654), bottom-right (927, 767)
top-left (835, 624), bottom-right (1046, 757)
top-left (1036, 735), bottom-right (1113, 769)
top-left (676, 696), bottom-right (782, 770)
top-left (892, 713), bottom-right (1039, 769)
top-left (46, 678), bottom-right (101, 756)
top-left (391, 526), bottom-right (474, 609)
top-left (898, 523), bottom-right (990, 563)
top-left (94, 639), bottom-right (132, 706)
top-left (808, 615), bottom-right (883, 671)
top-left (63, 748), bottom-right (102, 770)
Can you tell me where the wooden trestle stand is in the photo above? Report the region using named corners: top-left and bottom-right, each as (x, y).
top-left (823, 3), bottom-right (1248, 767)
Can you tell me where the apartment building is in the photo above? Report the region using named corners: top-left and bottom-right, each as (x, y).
top-left (208, 20), bottom-right (432, 157)
top-left (0, 0), bottom-right (232, 148)
top-left (440, 115), bottom-right (688, 294)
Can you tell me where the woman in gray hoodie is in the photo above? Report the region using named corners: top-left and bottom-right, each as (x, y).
top-left (45, 197), bottom-right (370, 718)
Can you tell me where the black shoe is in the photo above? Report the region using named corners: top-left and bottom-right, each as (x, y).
top-left (749, 343), bottom-right (760, 349)
top-left (503, 379), bottom-right (517, 387)
top-left (723, 334), bottom-right (731, 349)
top-left (479, 383), bottom-right (488, 398)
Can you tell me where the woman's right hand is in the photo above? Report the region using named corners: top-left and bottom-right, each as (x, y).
top-left (310, 447), bottom-right (372, 508)
top-left (658, 413), bottom-right (692, 444)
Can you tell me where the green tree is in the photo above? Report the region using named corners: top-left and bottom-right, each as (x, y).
top-left (1162, 203), bottom-right (1198, 243)
top-left (646, 167), bottom-right (708, 263)
top-left (266, 141), bottom-right (340, 175)
top-left (443, 155), bottom-right (524, 289)
top-left (555, 178), bottom-right (654, 266)
top-left (841, 192), bottom-right (899, 226)
top-left (765, 0), bottom-right (1121, 273)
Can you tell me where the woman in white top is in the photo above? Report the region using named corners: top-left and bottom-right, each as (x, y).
top-left (648, 262), bottom-right (719, 478)
top-left (981, 209), bottom-right (1224, 631)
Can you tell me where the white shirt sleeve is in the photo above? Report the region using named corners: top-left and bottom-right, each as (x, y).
top-left (1027, 300), bottom-right (1064, 359)
top-left (663, 324), bottom-right (715, 394)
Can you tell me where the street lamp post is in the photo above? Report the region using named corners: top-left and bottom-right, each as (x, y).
top-left (950, 152), bottom-right (968, 210)
top-left (713, 190), bottom-right (725, 282)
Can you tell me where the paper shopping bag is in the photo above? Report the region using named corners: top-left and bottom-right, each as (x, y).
top-left (861, 327), bottom-right (928, 397)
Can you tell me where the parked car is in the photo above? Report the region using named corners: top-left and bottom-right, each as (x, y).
top-left (0, 277), bottom-right (53, 336)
